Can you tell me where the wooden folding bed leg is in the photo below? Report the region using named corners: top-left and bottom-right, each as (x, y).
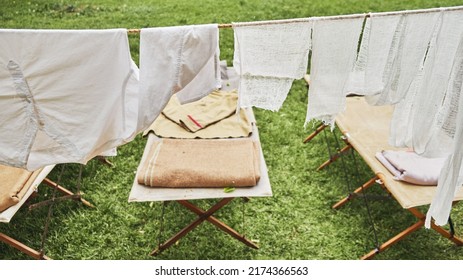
top-left (361, 219), bottom-right (425, 260)
top-left (42, 178), bottom-right (94, 208)
top-left (151, 197), bottom-right (247, 256)
top-left (0, 233), bottom-right (50, 260)
top-left (317, 144), bottom-right (352, 171)
top-left (408, 207), bottom-right (463, 246)
top-left (361, 207), bottom-right (463, 260)
top-left (430, 223), bottom-right (463, 246)
top-left (178, 200), bottom-right (259, 249)
top-left (303, 123), bottom-right (327, 143)
top-left (332, 176), bottom-right (378, 209)
top-left (151, 198), bottom-right (258, 255)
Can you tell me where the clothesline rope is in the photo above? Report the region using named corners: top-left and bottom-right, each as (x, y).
top-left (126, 5), bottom-right (463, 34)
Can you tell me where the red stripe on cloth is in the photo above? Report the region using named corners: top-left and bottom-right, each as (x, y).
top-left (187, 115), bottom-right (203, 128)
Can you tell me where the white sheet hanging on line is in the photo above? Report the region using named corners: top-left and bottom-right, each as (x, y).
top-left (425, 12), bottom-right (463, 227)
top-left (344, 8), bottom-right (463, 227)
top-left (0, 29), bottom-right (140, 171)
top-left (345, 14), bottom-right (402, 96)
top-left (139, 24), bottom-right (221, 128)
top-left (232, 20), bottom-right (312, 111)
top-left (305, 16), bottom-right (364, 127)
top-left (363, 11), bottom-right (441, 106)
top-left (426, 70), bottom-right (463, 227)
top-left (345, 11), bottom-right (442, 148)
top-left (409, 11), bottom-right (463, 156)
top-left (382, 11), bottom-right (447, 150)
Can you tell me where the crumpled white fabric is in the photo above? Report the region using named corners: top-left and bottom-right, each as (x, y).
top-left (305, 16), bottom-right (365, 127)
top-left (0, 29), bottom-right (140, 171)
top-left (139, 24), bottom-right (221, 129)
top-left (233, 20), bottom-right (312, 111)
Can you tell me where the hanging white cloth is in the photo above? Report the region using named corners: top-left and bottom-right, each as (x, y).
top-left (346, 8), bottom-right (463, 227)
top-left (375, 11), bottom-right (443, 149)
top-left (409, 11), bottom-right (463, 156)
top-left (425, 11), bottom-right (463, 227)
top-left (0, 29), bottom-right (140, 171)
top-left (139, 24), bottom-right (221, 129)
top-left (233, 20), bottom-right (312, 111)
top-left (305, 16), bottom-right (364, 127)
top-left (426, 75), bottom-right (463, 227)
top-left (362, 11), bottom-right (441, 106)
top-left (343, 10), bottom-right (449, 153)
top-left (345, 14), bottom-right (402, 96)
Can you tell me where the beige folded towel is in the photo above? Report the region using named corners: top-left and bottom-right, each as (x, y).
top-left (137, 138), bottom-right (261, 188)
top-left (0, 165), bottom-right (40, 212)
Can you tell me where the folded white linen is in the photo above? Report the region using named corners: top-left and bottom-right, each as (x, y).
top-left (376, 150), bottom-right (446, 185)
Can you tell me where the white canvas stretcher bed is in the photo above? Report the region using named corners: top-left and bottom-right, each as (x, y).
top-left (1, 164), bottom-right (93, 259)
top-left (0, 165), bottom-right (55, 259)
top-left (0, 165), bottom-right (55, 224)
top-left (129, 108), bottom-right (272, 255)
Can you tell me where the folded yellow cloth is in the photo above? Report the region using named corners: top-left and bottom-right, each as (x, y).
top-left (0, 165), bottom-right (40, 212)
top-left (144, 90), bottom-right (252, 139)
top-left (137, 138), bottom-right (261, 188)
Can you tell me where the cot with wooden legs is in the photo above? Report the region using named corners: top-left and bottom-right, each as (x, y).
top-left (305, 96), bottom-right (463, 259)
top-left (0, 164), bottom-right (93, 259)
top-left (129, 109), bottom-right (272, 256)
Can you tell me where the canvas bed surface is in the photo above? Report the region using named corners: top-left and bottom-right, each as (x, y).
top-left (0, 165), bottom-right (55, 223)
top-left (128, 108), bottom-right (272, 202)
top-left (336, 96), bottom-right (463, 209)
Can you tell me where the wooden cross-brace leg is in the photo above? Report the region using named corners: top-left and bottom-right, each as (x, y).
top-left (151, 197), bottom-right (258, 256)
top-left (317, 144), bottom-right (352, 171)
top-left (37, 177), bottom-right (95, 208)
top-left (303, 123), bottom-right (327, 143)
top-left (332, 176), bottom-right (378, 209)
top-left (0, 233), bottom-right (50, 260)
top-left (361, 206), bottom-right (463, 260)
top-left (2, 177), bottom-right (94, 260)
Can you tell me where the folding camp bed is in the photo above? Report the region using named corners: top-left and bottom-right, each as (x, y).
top-left (0, 164), bottom-right (93, 259)
top-left (305, 96), bottom-right (463, 259)
top-left (129, 109), bottom-right (272, 256)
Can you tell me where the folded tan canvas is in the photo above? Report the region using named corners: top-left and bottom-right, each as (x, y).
top-left (375, 150), bottom-right (446, 186)
top-left (144, 90), bottom-right (252, 139)
top-left (137, 138), bottom-right (261, 188)
top-left (0, 165), bottom-right (40, 212)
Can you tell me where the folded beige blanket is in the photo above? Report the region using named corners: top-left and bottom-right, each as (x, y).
top-left (144, 90), bottom-right (252, 139)
top-left (0, 165), bottom-right (40, 212)
top-left (137, 138), bottom-right (261, 188)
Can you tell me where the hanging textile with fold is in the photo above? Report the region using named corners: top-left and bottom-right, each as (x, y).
top-left (233, 20), bottom-right (312, 111)
top-left (0, 29), bottom-right (140, 171)
top-left (139, 23), bottom-right (221, 129)
top-left (305, 15), bottom-right (364, 128)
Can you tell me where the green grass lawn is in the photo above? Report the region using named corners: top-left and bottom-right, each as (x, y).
top-left (2, 0), bottom-right (463, 260)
